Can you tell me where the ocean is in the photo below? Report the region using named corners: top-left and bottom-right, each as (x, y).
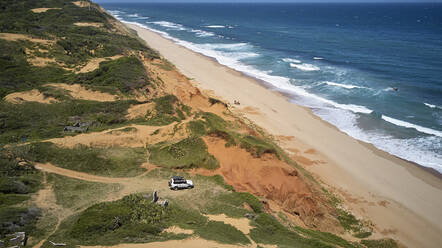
top-left (101, 2), bottom-right (442, 172)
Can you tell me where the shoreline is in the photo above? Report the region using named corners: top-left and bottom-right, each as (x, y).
top-left (126, 23), bottom-right (442, 247)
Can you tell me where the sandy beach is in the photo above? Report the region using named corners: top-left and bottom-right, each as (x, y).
top-left (127, 23), bottom-right (442, 247)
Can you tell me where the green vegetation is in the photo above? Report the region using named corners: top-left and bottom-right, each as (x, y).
top-left (195, 220), bottom-right (250, 245)
top-left (204, 191), bottom-right (263, 218)
top-left (0, 147), bottom-right (43, 240)
top-left (44, 193), bottom-right (248, 247)
top-left (149, 137), bottom-right (219, 170)
top-left (20, 142), bottom-right (147, 177)
top-left (0, 100), bottom-right (138, 144)
top-left (74, 56), bottom-right (150, 94)
top-left (0, 0), bottom-right (158, 99)
top-left (238, 135), bottom-right (280, 158)
top-left (47, 174), bottom-right (121, 210)
top-left (143, 95), bottom-right (180, 126)
top-left (361, 239), bottom-right (398, 248)
top-left (187, 120), bottom-right (206, 137)
top-left (293, 226), bottom-right (361, 248)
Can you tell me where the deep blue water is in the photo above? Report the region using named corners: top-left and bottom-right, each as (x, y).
top-left (102, 3), bottom-right (442, 172)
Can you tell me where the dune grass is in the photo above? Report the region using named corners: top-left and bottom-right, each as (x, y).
top-left (148, 137), bottom-right (219, 170)
top-left (47, 174), bottom-right (121, 211)
top-left (21, 142), bottom-right (147, 177)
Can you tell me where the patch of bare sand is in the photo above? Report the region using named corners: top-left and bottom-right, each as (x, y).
top-left (200, 136), bottom-right (340, 233)
top-left (205, 214), bottom-right (252, 235)
top-left (31, 8), bottom-right (61, 13)
top-left (46, 83), bottom-right (117, 101)
top-left (72, 1), bottom-right (90, 7)
top-left (126, 102), bottom-right (155, 119)
top-left (28, 56), bottom-right (57, 67)
top-left (76, 55), bottom-right (123, 74)
top-left (81, 238), bottom-right (247, 248)
top-left (162, 226), bottom-right (194, 235)
top-left (4, 89), bottom-right (58, 104)
top-left (47, 122), bottom-right (189, 149)
top-left (74, 22), bottom-right (104, 28)
top-left (0, 33), bottom-right (53, 44)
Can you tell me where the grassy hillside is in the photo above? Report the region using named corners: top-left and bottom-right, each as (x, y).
top-left (0, 0), bottom-right (398, 247)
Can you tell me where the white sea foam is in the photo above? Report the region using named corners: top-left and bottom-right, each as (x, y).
top-left (128, 13), bottom-right (139, 17)
top-left (313, 57), bottom-right (324, 60)
top-left (205, 25), bottom-right (225, 28)
top-left (424, 103), bottom-right (436, 108)
top-left (201, 43), bottom-right (250, 50)
top-left (190, 29), bottom-right (215, 37)
top-left (115, 18), bottom-right (442, 172)
top-left (290, 63), bottom-right (320, 71)
top-left (325, 81), bottom-right (366, 89)
top-left (381, 115), bottom-right (442, 137)
top-left (424, 102), bottom-right (441, 109)
top-left (313, 108), bottom-right (442, 172)
top-left (282, 58), bottom-right (301, 63)
top-left (149, 21), bottom-right (187, 31)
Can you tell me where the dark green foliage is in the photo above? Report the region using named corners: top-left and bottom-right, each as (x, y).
top-left (74, 56), bottom-right (150, 94)
top-left (21, 142), bottom-right (147, 177)
top-left (208, 97), bottom-right (228, 107)
top-left (293, 226), bottom-right (361, 248)
top-left (239, 135), bottom-right (279, 158)
top-left (0, 193), bottom-right (30, 206)
top-left (0, 0), bottom-right (159, 99)
top-left (0, 0), bottom-right (158, 66)
top-left (70, 194), bottom-right (169, 242)
top-left (354, 231), bottom-right (372, 239)
top-left (154, 95), bottom-right (178, 115)
top-left (195, 221), bottom-right (250, 245)
top-left (0, 206), bottom-right (41, 236)
top-left (361, 239), bottom-right (398, 248)
top-left (46, 193), bottom-right (248, 246)
top-left (337, 208), bottom-right (364, 233)
top-left (250, 213), bottom-right (333, 248)
top-left (187, 120), bottom-right (207, 137)
top-left (149, 137), bottom-right (219, 170)
top-left (0, 39), bottom-right (68, 99)
top-left (0, 100), bottom-right (137, 144)
top-left (202, 112), bottom-right (227, 131)
top-left (140, 95), bottom-right (180, 126)
top-left (204, 191), bottom-right (263, 218)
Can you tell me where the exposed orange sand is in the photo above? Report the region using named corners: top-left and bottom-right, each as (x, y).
top-left (201, 137), bottom-right (339, 232)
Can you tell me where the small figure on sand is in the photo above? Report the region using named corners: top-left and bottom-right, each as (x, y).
top-left (233, 100), bottom-right (241, 105)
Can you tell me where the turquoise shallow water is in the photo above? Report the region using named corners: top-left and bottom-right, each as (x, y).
top-left (103, 3), bottom-right (442, 172)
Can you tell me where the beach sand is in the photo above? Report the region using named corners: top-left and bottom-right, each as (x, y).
top-left (127, 23), bottom-right (442, 247)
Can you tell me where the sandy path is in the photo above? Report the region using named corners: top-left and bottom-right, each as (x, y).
top-left (128, 23), bottom-right (442, 248)
top-left (35, 163), bottom-right (134, 184)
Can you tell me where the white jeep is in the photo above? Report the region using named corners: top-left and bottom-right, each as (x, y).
top-left (168, 176), bottom-right (194, 190)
